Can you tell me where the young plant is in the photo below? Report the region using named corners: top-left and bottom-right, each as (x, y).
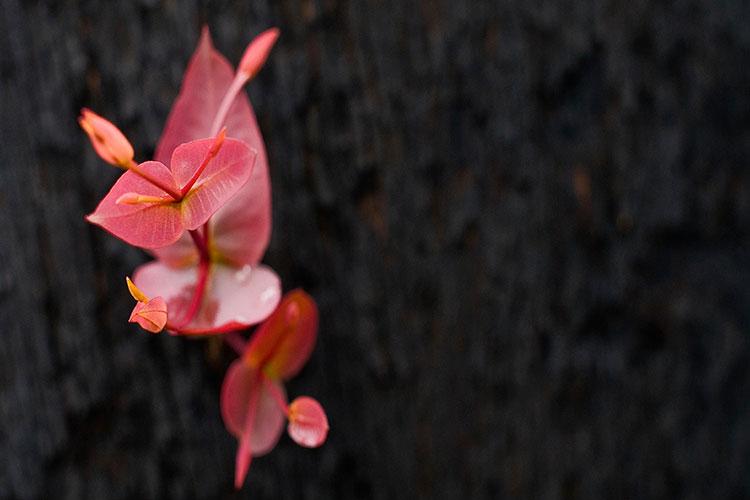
top-left (80, 26), bottom-right (328, 489)
top-left (221, 290), bottom-right (329, 488)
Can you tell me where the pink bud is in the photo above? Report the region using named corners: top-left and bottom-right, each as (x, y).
top-left (129, 296), bottom-right (168, 333)
top-left (78, 108), bottom-right (134, 167)
top-left (287, 396), bottom-right (329, 448)
top-left (238, 28), bottom-right (280, 80)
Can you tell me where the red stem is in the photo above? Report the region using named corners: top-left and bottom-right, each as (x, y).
top-left (170, 229), bottom-right (211, 331)
top-left (210, 73), bottom-right (248, 136)
top-left (189, 229), bottom-right (209, 260)
top-left (225, 332), bottom-right (247, 356)
top-left (260, 371), bottom-right (289, 415)
top-left (179, 128), bottom-right (227, 197)
top-left (126, 160), bottom-right (182, 200)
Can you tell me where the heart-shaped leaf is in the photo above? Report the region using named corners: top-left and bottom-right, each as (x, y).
top-left (287, 396), bottom-right (329, 448)
top-left (153, 27), bottom-right (272, 266)
top-left (221, 359), bottom-right (287, 489)
top-left (243, 290), bottom-right (318, 380)
top-left (87, 137), bottom-right (255, 249)
top-left (133, 261), bottom-right (281, 334)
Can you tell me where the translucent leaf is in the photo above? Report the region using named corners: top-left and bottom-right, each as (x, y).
top-left (245, 289), bottom-right (318, 380)
top-left (287, 396), bottom-right (329, 448)
top-left (153, 27), bottom-right (271, 267)
top-left (86, 162), bottom-right (183, 248)
top-left (133, 261), bottom-right (281, 334)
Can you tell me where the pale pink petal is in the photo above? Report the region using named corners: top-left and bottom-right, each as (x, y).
top-left (244, 290), bottom-right (318, 380)
top-left (169, 137), bottom-right (256, 230)
top-left (287, 396), bottom-right (329, 448)
top-left (153, 27), bottom-right (271, 267)
top-left (86, 162), bottom-right (183, 249)
top-left (133, 261), bottom-right (281, 334)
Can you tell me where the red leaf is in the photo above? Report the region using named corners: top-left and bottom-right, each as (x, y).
top-left (221, 361), bottom-right (286, 460)
top-left (128, 296), bottom-right (167, 333)
top-left (87, 137), bottom-right (254, 249)
top-left (86, 162), bottom-right (183, 248)
top-left (171, 137), bottom-right (256, 230)
top-left (223, 362), bottom-right (287, 489)
top-left (133, 261), bottom-right (281, 334)
top-left (146, 233), bottom-right (197, 268)
top-left (287, 396), bottom-right (329, 448)
top-left (244, 289), bottom-right (318, 380)
top-left (153, 27), bottom-right (272, 267)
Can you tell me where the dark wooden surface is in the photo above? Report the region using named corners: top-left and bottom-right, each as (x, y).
top-left (1, 1), bottom-right (750, 498)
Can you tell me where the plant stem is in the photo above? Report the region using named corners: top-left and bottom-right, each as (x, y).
top-left (224, 332), bottom-right (247, 356)
top-left (209, 73), bottom-right (249, 136)
top-left (179, 128), bottom-right (227, 197)
top-left (189, 229), bottom-right (209, 260)
top-left (172, 257), bottom-right (210, 330)
top-left (260, 371), bottom-right (289, 415)
top-left (126, 160), bottom-right (182, 200)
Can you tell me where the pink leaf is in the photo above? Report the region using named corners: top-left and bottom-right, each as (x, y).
top-left (147, 233), bottom-right (198, 268)
top-left (128, 296), bottom-right (167, 333)
top-left (87, 137), bottom-right (255, 249)
top-left (153, 27), bottom-right (271, 267)
top-left (251, 377), bottom-right (287, 456)
top-left (86, 162), bottom-right (183, 248)
top-left (221, 360), bottom-right (256, 438)
top-left (244, 289), bottom-right (319, 380)
top-left (133, 261), bottom-right (281, 334)
top-left (221, 361), bottom-right (287, 454)
top-left (287, 396), bottom-right (329, 448)
top-left (234, 436), bottom-right (253, 490)
top-left (169, 137), bottom-right (256, 230)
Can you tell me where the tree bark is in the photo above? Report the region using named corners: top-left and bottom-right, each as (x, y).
top-left (1, 0), bottom-right (749, 498)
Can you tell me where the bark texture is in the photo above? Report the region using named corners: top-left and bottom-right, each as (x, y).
top-left (1, 0), bottom-right (749, 498)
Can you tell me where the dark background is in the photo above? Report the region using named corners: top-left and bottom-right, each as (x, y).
top-left (1, 0), bottom-right (750, 498)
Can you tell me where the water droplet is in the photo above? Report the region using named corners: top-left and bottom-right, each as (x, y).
top-left (234, 265), bottom-right (253, 284)
top-left (261, 287), bottom-right (278, 303)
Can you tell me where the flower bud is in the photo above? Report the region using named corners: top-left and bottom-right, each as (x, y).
top-left (238, 28), bottom-right (280, 80)
top-left (78, 108), bottom-right (134, 167)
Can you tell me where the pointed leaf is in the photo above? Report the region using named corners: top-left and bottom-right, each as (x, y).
top-left (153, 27), bottom-right (271, 267)
top-left (287, 396), bottom-right (329, 448)
top-left (245, 289), bottom-right (318, 380)
top-left (251, 377), bottom-right (287, 456)
top-left (234, 436), bottom-right (253, 490)
top-left (221, 360), bottom-right (287, 455)
top-left (86, 162), bottom-right (183, 248)
top-left (128, 296), bottom-right (167, 333)
top-left (126, 276), bottom-right (149, 302)
top-left (170, 137), bottom-right (256, 230)
top-left (133, 261), bottom-right (281, 334)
